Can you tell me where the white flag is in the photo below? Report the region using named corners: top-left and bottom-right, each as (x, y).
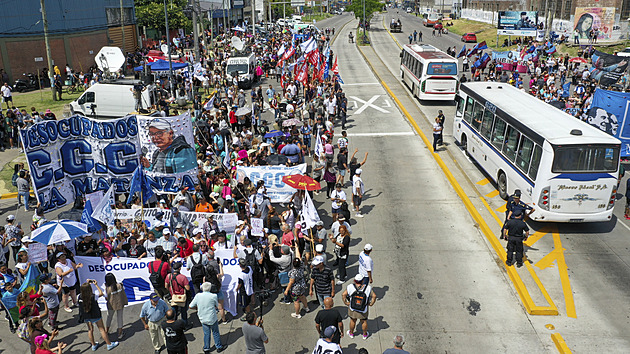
top-left (223, 137), bottom-right (230, 169)
top-left (299, 37), bottom-right (317, 54)
top-left (204, 94), bottom-right (216, 110)
top-left (314, 129), bottom-right (323, 158)
top-left (300, 189), bottom-right (320, 229)
top-left (277, 44), bottom-right (286, 57)
top-left (91, 184), bottom-right (115, 225)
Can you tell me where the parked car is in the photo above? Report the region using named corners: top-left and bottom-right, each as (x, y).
top-left (461, 33), bottom-right (477, 43)
top-left (617, 47), bottom-right (630, 57)
top-left (406, 7), bottom-right (413, 13)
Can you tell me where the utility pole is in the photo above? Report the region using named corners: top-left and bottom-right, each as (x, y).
top-left (251, 0), bottom-right (256, 36)
top-left (40, 0), bottom-right (56, 101)
top-left (191, 0), bottom-right (200, 61)
top-left (163, 0), bottom-right (174, 97)
top-left (363, 0), bottom-right (366, 43)
top-left (120, 0), bottom-right (125, 53)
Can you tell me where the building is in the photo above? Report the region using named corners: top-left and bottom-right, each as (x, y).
top-left (0, 0), bottom-right (137, 83)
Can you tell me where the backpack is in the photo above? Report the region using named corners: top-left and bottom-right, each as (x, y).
top-left (149, 261), bottom-right (166, 289)
top-left (243, 248), bottom-right (257, 270)
top-left (190, 256), bottom-right (206, 285)
top-left (349, 284), bottom-right (369, 312)
top-left (340, 202), bottom-right (351, 222)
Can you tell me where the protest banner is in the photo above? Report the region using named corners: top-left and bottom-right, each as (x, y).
top-left (251, 218), bottom-right (264, 236)
top-left (28, 243), bottom-right (48, 263)
top-left (20, 115), bottom-right (140, 213)
top-left (111, 208), bottom-right (173, 230)
top-left (180, 212), bottom-right (239, 239)
top-left (589, 50), bottom-right (629, 87)
top-left (75, 250), bottom-right (240, 315)
top-left (497, 11), bottom-right (538, 36)
top-left (137, 113), bottom-right (199, 193)
top-left (586, 88), bottom-right (630, 157)
top-left (236, 164), bottom-right (307, 203)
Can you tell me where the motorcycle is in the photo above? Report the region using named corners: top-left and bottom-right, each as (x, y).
top-left (13, 73), bottom-right (38, 92)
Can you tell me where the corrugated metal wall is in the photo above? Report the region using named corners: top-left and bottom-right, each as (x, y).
top-left (108, 25), bottom-right (139, 53)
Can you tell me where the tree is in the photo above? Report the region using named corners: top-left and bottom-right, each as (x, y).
top-left (271, 3), bottom-right (295, 20)
top-left (346, 0), bottom-right (381, 26)
top-left (135, 0), bottom-right (191, 33)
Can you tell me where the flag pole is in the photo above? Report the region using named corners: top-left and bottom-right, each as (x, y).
top-left (307, 187), bottom-right (315, 259)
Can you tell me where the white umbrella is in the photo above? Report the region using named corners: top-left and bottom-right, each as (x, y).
top-left (235, 107), bottom-right (252, 116)
top-left (31, 220), bottom-right (89, 245)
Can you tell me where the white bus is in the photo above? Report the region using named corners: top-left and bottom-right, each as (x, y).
top-left (400, 44), bottom-right (458, 101)
top-left (453, 82), bottom-right (621, 223)
top-left (226, 53), bottom-right (256, 89)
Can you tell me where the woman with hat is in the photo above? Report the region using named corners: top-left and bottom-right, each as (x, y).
top-left (32, 333), bottom-right (67, 354)
top-left (54, 252), bottom-right (82, 313)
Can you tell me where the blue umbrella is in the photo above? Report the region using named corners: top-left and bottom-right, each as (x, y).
top-left (31, 220), bottom-right (89, 245)
top-left (264, 130), bottom-right (284, 138)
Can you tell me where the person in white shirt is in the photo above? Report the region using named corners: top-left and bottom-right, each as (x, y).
top-left (330, 183), bottom-right (346, 222)
top-left (324, 95), bottom-right (336, 119)
top-left (352, 169), bottom-right (365, 217)
top-left (358, 244), bottom-right (373, 285)
top-left (312, 326), bottom-right (342, 354)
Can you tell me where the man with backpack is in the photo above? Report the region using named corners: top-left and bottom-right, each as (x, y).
top-left (148, 247), bottom-right (171, 300)
top-left (234, 238), bottom-right (263, 289)
top-left (342, 274), bottom-right (376, 340)
top-left (187, 244), bottom-right (208, 295)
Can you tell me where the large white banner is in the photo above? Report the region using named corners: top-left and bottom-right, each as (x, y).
top-left (76, 248), bottom-right (241, 315)
top-left (180, 212), bottom-right (239, 239)
top-left (237, 164), bottom-right (307, 203)
top-left (111, 208), bottom-right (173, 229)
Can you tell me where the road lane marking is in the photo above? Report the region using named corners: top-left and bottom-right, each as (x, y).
top-left (345, 132), bottom-right (414, 137)
top-left (551, 333), bottom-right (573, 353)
top-left (616, 218), bottom-right (630, 231)
top-left (485, 190), bottom-right (500, 198)
top-left (342, 82), bottom-right (381, 86)
top-left (476, 178), bottom-right (490, 185)
top-left (349, 95), bottom-right (390, 114)
top-left (356, 39), bottom-right (558, 316)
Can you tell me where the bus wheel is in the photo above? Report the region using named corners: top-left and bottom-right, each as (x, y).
top-left (497, 172), bottom-right (508, 200)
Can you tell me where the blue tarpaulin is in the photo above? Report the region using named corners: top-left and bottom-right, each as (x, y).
top-left (134, 59), bottom-right (188, 72)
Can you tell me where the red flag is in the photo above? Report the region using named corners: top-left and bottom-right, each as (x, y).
top-left (281, 46), bottom-right (295, 62)
top-left (315, 66), bottom-right (324, 81)
top-left (296, 63), bottom-right (308, 85)
top-left (308, 49), bottom-right (320, 67)
top-left (280, 74), bottom-right (285, 88)
top-left (331, 56), bottom-right (339, 75)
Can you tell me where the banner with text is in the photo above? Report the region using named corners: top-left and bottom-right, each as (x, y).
top-left (180, 212), bottom-right (239, 239)
top-left (498, 11), bottom-right (538, 36)
top-left (236, 164), bottom-right (307, 203)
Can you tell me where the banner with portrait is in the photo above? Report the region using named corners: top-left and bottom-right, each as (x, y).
top-left (20, 115), bottom-right (140, 213)
top-left (180, 212), bottom-right (239, 239)
top-left (574, 8), bottom-right (616, 41)
top-left (108, 208), bottom-right (172, 230)
top-left (236, 164), bottom-right (308, 203)
top-left (497, 11), bottom-right (538, 36)
top-left (587, 88), bottom-right (630, 158)
top-left (137, 113), bottom-right (199, 194)
top-left (589, 50), bottom-right (628, 87)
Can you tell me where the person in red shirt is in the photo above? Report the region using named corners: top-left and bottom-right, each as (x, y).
top-left (229, 105), bottom-right (238, 132)
top-left (148, 247), bottom-right (171, 299)
top-left (164, 262), bottom-right (191, 328)
top-left (34, 334), bottom-right (67, 354)
top-left (177, 237), bottom-right (194, 258)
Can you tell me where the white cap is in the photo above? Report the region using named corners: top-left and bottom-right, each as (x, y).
top-left (312, 255), bottom-right (324, 265)
top-left (163, 228), bottom-right (171, 235)
top-left (354, 274), bottom-right (365, 282)
top-left (355, 168), bottom-right (362, 175)
top-left (363, 243), bottom-right (373, 251)
top-left (193, 228), bottom-right (203, 235)
top-left (315, 244), bottom-right (324, 253)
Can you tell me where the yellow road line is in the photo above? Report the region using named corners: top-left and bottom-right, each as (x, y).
top-left (485, 190), bottom-right (500, 198)
top-left (356, 42), bottom-right (557, 316)
top-left (476, 178), bottom-right (491, 185)
top-left (551, 333), bottom-right (572, 353)
top-left (496, 204), bottom-right (507, 213)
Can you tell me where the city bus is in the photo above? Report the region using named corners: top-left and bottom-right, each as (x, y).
top-left (453, 82), bottom-right (621, 223)
top-left (400, 44), bottom-right (458, 101)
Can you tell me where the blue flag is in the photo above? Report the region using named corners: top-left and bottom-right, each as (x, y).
top-left (335, 74), bottom-right (344, 84)
top-left (479, 53), bottom-right (491, 68)
top-left (562, 82), bottom-right (571, 98)
top-left (546, 46), bottom-right (557, 55)
top-left (477, 41), bottom-right (488, 50)
top-left (127, 166), bottom-right (155, 205)
top-left (81, 199), bottom-right (102, 232)
top-left (457, 45), bottom-right (466, 58)
top-left (587, 88), bottom-right (630, 157)
top-left (526, 45), bottom-right (536, 53)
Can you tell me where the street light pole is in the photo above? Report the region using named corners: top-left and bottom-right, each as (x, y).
top-left (363, 0), bottom-right (366, 43)
top-left (163, 0), bottom-right (174, 97)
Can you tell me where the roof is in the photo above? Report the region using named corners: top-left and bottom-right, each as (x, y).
top-left (461, 82), bottom-right (620, 146)
top-left (404, 44), bottom-right (455, 61)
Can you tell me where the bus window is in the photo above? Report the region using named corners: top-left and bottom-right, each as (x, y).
top-left (502, 125), bottom-right (521, 161)
top-left (515, 136), bottom-right (534, 173)
top-left (471, 101), bottom-right (483, 130)
top-left (491, 118), bottom-right (507, 150)
top-left (464, 97), bottom-right (474, 123)
top-left (480, 109), bottom-right (494, 140)
top-left (529, 145), bottom-right (542, 180)
top-left (455, 95), bottom-right (465, 117)
top-left (417, 63), bottom-right (424, 77)
top-left (552, 145), bottom-right (619, 173)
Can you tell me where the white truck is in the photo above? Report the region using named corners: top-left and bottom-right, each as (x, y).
top-left (225, 53), bottom-right (257, 89)
top-left (70, 79), bottom-right (155, 118)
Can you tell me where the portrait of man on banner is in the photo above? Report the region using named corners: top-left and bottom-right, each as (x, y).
top-left (140, 117), bottom-right (197, 174)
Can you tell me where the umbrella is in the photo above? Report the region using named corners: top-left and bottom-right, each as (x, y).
top-left (264, 130), bottom-right (284, 138)
top-left (569, 57), bottom-right (587, 63)
top-left (282, 174), bottom-right (321, 191)
top-left (235, 107), bottom-right (252, 116)
top-left (282, 118), bottom-right (301, 127)
top-left (31, 220), bottom-right (89, 245)
top-left (266, 154), bottom-right (288, 165)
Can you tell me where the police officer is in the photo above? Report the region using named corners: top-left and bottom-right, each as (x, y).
top-left (502, 211), bottom-right (529, 267)
top-left (506, 190), bottom-right (534, 221)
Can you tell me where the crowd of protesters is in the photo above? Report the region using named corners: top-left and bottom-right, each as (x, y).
top-left (0, 16), bottom-right (410, 354)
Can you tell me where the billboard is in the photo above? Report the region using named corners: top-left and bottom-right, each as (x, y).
top-left (574, 8), bottom-right (616, 41)
top-left (498, 11), bottom-right (538, 36)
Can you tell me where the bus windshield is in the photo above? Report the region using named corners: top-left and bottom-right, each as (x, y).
top-left (551, 145), bottom-right (619, 173)
top-left (426, 62), bottom-right (457, 75)
top-left (227, 64), bottom-right (249, 75)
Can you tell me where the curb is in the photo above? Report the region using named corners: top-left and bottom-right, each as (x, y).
top-left (355, 17), bottom-right (558, 316)
top-left (0, 191), bottom-right (35, 200)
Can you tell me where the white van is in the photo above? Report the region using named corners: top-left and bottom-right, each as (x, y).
top-left (225, 53), bottom-right (257, 89)
top-left (70, 80), bottom-right (155, 118)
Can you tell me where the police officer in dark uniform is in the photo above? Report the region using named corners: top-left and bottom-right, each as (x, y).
top-left (502, 211), bottom-right (529, 267)
top-left (505, 190), bottom-right (534, 221)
